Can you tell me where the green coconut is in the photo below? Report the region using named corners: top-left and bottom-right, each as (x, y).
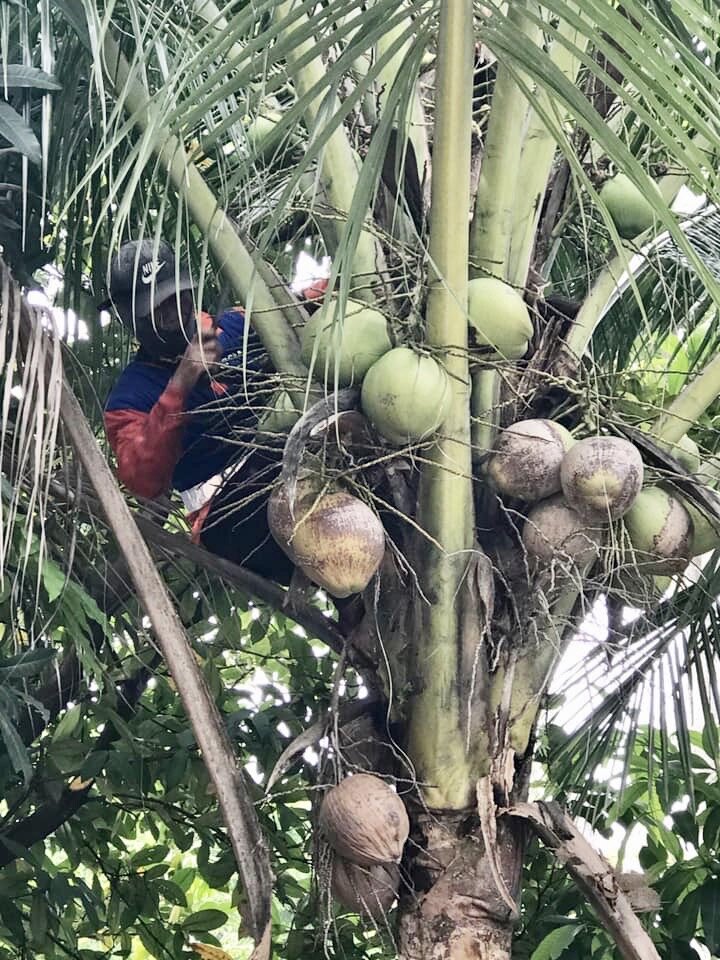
top-left (623, 487), bottom-right (693, 574)
top-left (683, 492), bottom-right (720, 556)
top-left (360, 347), bottom-right (451, 446)
top-left (301, 298), bottom-right (392, 387)
top-left (663, 434), bottom-right (701, 473)
top-left (487, 420), bottom-right (575, 502)
top-left (600, 173), bottom-right (662, 240)
top-left (257, 390), bottom-right (301, 436)
top-left (560, 436), bottom-right (643, 522)
top-left (467, 277), bottom-right (533, 359)
top-left (522, 495), bottom-right (602, 567)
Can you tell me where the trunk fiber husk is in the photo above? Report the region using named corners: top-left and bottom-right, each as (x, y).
top-left (397, 810), bottom-right (526, 960)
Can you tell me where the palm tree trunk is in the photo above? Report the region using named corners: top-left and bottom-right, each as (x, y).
top-left (397, 811), bottom-right (525, 960)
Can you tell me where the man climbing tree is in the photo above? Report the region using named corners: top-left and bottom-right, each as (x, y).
top-left (102, 238), bottom-right (294, 583)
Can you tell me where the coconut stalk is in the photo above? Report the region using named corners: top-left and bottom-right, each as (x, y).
top-left (388, 7), bottom-right (529, 938)
top-left (99, 35), bottom-right (308, 389)
top-left (374, 2), bottom-right (431, 196)
top-left (274, 0), bottom-right (383, 299)
top-left (469, 2), bottom-right (536, 282)
top-left (406, 0), bottom-right (477, 811)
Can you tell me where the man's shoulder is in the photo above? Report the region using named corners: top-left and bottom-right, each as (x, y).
top-left (105, 357), bottom-right (172, 413)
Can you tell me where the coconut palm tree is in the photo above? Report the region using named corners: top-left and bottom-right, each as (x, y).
top-left (2, 1), bottom-right (720, 958)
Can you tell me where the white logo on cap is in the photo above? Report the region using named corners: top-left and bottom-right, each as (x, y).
top-left (141, 259), bottom-right (166, 285)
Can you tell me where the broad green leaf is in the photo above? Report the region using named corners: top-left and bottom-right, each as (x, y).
top-left (180, 909), bottom-right (228, 933)
top-left (154, 879), bottom-right (187, 908)
top-left (42, 559), bottom-right (67, 602)
top-left (530, 925), bottom-right (581, 960)
top-left (0, 65), bottom-right (61, 91)
top-left (0, 100), bottom-right (41, 163)
top-left (51, 703), bottom-right (83, 742)
top-left (0, 646), bottom-right (56, 679)
top-left (0, 710), bottom-right (30, 781)
top-left (699, 881), bottom-right (720, 953)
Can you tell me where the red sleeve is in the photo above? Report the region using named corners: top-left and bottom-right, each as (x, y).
top-left (104, 383), bottom-right (187, 499)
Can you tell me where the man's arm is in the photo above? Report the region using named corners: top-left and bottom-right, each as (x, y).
top-left (104, 327), bottom-right (221, 500)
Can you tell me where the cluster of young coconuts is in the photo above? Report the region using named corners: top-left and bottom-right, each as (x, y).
top-left (263, 172), bottom-right (712, 917)
top-left (264, 171), bottom-right (697, 598)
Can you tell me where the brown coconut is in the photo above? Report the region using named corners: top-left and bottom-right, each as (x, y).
top-left (319, 774), bottom-right (409, 867)
top-left (486, 419), bottom-right (574, 502)
top-left (331, 857), bottom-right (400, 918)
top-left (522, 495), bottom-right (602, 567)
top-left (560, 436), bottom-right (643, 522)
top-left (268, 485), bottom-right (385, 598)
top-left (623, 486), bottom-right (693, 574)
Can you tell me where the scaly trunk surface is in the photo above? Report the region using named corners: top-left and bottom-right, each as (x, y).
top-left (397, 810), bottom-right (526, 960)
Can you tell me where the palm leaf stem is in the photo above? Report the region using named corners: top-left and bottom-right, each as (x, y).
top-left (274, 0), bottom-right (383, 295)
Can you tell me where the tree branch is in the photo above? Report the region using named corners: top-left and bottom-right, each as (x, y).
top-left (507, 801), bottom-right (661, 960)
top-left (7, 260), bottom-right (272, 951)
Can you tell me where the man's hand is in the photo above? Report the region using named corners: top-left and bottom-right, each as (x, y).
top-left (171, 326), bottom-right (222, 394)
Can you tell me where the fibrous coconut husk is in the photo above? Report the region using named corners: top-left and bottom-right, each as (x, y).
top-left (319, 774), bottom-right (409, 866)
top-left (331, 857), bottom-right (400, 919)
top-left (268, 484), bottom-right (385, 598)
top-left (561, 436), bottom-right (643, 522)
top-left (487, 419), bottom-right (574, 502)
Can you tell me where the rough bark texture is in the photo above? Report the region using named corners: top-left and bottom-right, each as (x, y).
top-left (397, 808), bottom-right (525, 960)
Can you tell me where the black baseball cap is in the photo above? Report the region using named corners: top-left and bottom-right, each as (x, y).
top-left (98, 239), bottom-right (193, 326)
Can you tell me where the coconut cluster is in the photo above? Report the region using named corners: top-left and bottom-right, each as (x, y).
top-left (269, 297), bottom-right (456, 600)
top-left (487, 422), bottom-right (701, 578)
top-left (319, 774), bottom-right (407, 917)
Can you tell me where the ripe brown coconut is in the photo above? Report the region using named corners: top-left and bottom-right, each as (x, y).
top-left (623, 487), bottom-right (693, 574)
top-left (268, 484), bottom-right (385, 598)
top-left (561, 436), bottom-right (643, 522)
top-left (486, 419), bottom-right (574, 502)
top-left (522, 495), bottom-right (602, 567)
top-left (319, 774), bottom-right (409, 867)
top-left (331, 857), bottom-right (400, 919)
